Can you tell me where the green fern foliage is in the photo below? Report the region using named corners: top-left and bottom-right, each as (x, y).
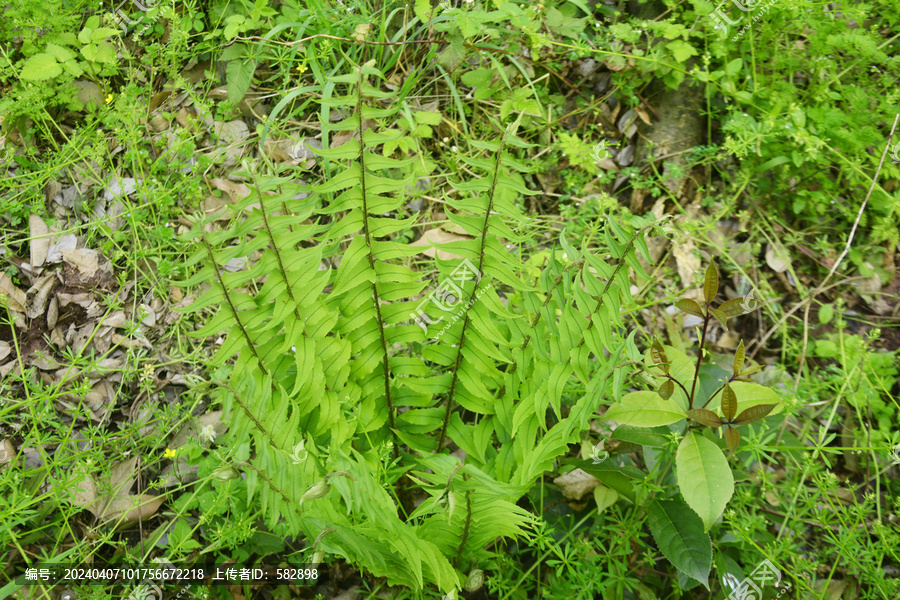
top-left (179, 60), bottom-right (655, 593)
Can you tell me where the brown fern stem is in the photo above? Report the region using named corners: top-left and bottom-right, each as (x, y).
top-left (436, 123), bottom-right (514, 452)
top-left (200, 234), bottom-right (269, 377)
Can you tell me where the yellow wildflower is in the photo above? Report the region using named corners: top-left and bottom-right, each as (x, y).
top-left (105, 93), bottom-right (114, 105)
top-left (296, 63), bottom-right (308, 74)
top-left (164, 448), bottom-right (176, 458)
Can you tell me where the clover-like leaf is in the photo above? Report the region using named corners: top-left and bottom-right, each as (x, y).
top-left (703, 262), bottom-right (719, 305)
top-left (675, 298), bottom-right (705, 318)
top-left (721, 383), bottom-right (737, 422)
top-left (732, 403), bottom-right (778, 426)
top-left (687, 408), bottom-right (724, 428)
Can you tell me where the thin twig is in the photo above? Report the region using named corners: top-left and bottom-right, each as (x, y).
top-left (791, 113), bottom-right (900, 393)
top-left (746, 276), bottom-right (879, 362)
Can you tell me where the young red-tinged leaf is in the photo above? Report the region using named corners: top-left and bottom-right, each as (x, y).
top-left (658, 379), bottom-right (675, 400)
top-left (733, 340), bottom-right (745, 375)
top-left (708, 307), bottom-right (728, 330)
top-left (724, 426), bottom-right (740, 454)
top-left (721, 383), bottom-right (737, 421)
top-left (703, 262), bottom-right (719, 305)
top-left (687, 408), bottom-right (724, 428)
top-left (719, 298), bottom-right (747, 317)
top-left (732, 403), bottom-right (778, 426)
top-left (675, 298), bottom-right (705, 318)
top-left (651, 339), bottom-right (669, 373)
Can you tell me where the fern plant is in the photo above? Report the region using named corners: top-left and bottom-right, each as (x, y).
top-left (179, 61), bottom-right (654, 594)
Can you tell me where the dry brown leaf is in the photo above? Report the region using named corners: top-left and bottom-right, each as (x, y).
top-left (200, 195), bottom-right (229, 220)
top-left (70, 457), bottom-right (165, 523)
top-left (635, 105), bottom-right (652, 126)
top-left (84, 379), bottom-right (115, 418)
top-left (47, 297), bottom-right (59, 331)
top-left (148, 90), bottom-right (172, 113)
top-left (29, 214), bottom-right (50, 268)
top-left (170, 411), bottom-right (226, 449)
top-left (26, 274), bottom-right (56, 319)
top-left (46, 233), bottom-right (78, 263)
top-left (213, 120), bottom-right (250, 162)
top-left (765, 242), bottom-right (791, 273)
top-left (553, 468), bottom-right (600, 500)
top-left (672, 241), bottom-right (701, 286)
top-left (73, 80), bottom-right (103, 109)
top-left (105, 494), bottom-right (166, 523)
top-left (60, 248), bottom-right (99, 276)
top-left (0, 273), bottom-right (27, 313)
top-left (0, 439), bottom-right (14, 469)
top-left (261, 137), bottom-right (320, 168)
top-left (598, 157), bottom-right (619, 171)
top-left (410, 228), bottom-right (471, 260)
top-left (210, 178), bottom-right (251, 203)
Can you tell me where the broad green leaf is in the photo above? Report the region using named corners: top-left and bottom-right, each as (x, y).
top-left (594, 485), bottom-right (618, 514)
top-left (20, 53), bottom-right (61, 80)
top-left (703, 262), bottom-right (718, 305)
top-left (45, 43), bottom-right (76, 62)
top-left (667, 39), bottom-right (697, 62)
top-left (676, 432), bottom-right (734, 531)
top-left (647, 499), bottom-right (712, 588)
top-left (81, 42), bottom-right (115, 63)
top-left (609, 425), bottom-right (670, 447)
top-left (604, 391), bottom-right (686, 427)
top-left (675, 298), bottom-right (705, 318)
top-left (576, 462), bottom-right (642, 503)
top-left (414, 0), bottom-right (433, 24)
top-left (226, 58), bottom-right (256, 105)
